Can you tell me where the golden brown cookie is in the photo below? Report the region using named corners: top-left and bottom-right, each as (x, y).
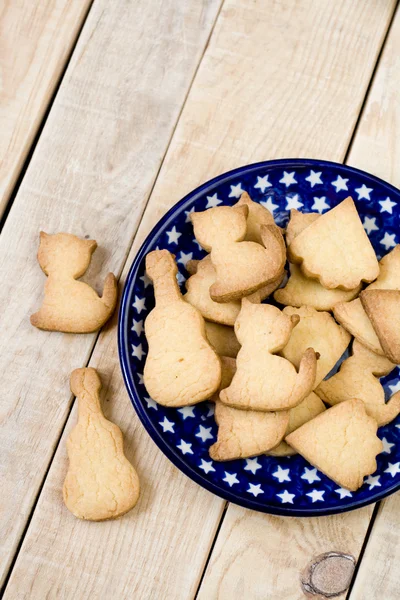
top-left (30, 232), bottom-right (118, 333)
top-left (205, 321), bottom-right (241, 358)
top-left (288, 197), bottom-right (379, 290)
top-left (143, 250), bottom-right (221, 407)
top-left (361, 289), bottom-right (400, 363)
top-left (285, 209), bottom-right (319, 246)
top-left (267, 392), bottom-right (326, 457)
top-left (274, 263), bottom-right (361, 311)
top-left (281, 306), bottom-right (351, 387)
top-left (236, 191), bottom-right (275, 244)
top-left (317, 340), bottom-right (400, 426)
top-left (219, 299), bottom-right (317, 411)
top-left (247, 270), bottom-right (286, 303)
top-left (286, 399), bottom-right (383, 491)
top-left (63, 368), bottom-right (140, 521)
top-left (191, 206), bottom-right (286, 301)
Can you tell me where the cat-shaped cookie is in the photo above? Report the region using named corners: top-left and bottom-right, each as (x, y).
top-left (63, 368), bottom-right (140, 521)
top-left (31, 232), bottom-right (117, 333)
top-left (144, 250), bottom-right (221, 407)
top-left (219, 299), bottom-right (317, 411)
top-left (191, 205), bottom-right (286, 301)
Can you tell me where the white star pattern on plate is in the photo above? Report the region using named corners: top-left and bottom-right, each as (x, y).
top-left (285, 194), bottom-right (303, 210)
top-left (260, 197), bottom-right (279, 213)
top-left (137, 373), bottom-right (144, 385)
top-left (301, 467), bottom-right (321, 484)
top-left (355, 184), bottom-right (373, 200)
top-left (193, 238), bottom-right (203, 251)
top-left (132, 295), bottom-right (146, 314)
top-left (272, 465), bottom-right (291, 483)
top-left (206, 403), bottom-right (215, 417)
top-left (176, 272), bottom-right (186, 285)
top-left (380, 232), bottom-right (397, 250)
top-left (184, 207), bottom-right (195, 222)
top-left (365, 475), bottom-right (381, 489)
top-left (254, 175), bottom-right (272, 193)
top-left (131, 319), bottom-right (144, 336)
top-left (244, 458), bottom-right (262, 475)
top-left (131, 343), bottom-right (145, 360)
top-left (140, 273), bottom-right (152, 288)
top-left (384, 462), bottom-right (400, 477)
top-left (381, 438), bottom-right (395, 454)
top-left (195, 425), bottom-right (214, 442)
top-left (177, 440), bottom-right (193, 455)
top-left (178, 406), bottom-right (196, 419)
top-left (379, 197), bottom-right (396, 214)
top-left (159, 417), bottom-right (175, 433)
top-left (206, 193), bottom-right (222, 208)
top-left (199, 459), bottom-right (215, 474)
top-left (177, 251), bottom-right (193, 266)
top-left (389, 381), bottom-right (400, 394)
top-left (335, 488), bottom-right (352, 499)
top-left (307, 489), bottom-right (325, 502)
top-left (229, 183), bottom-right (244, 199)
top-left (247, 483), bottom-right (264, 497)
top-left (279, 171), bottom-right (297, 187)
top-left (223, 472), bottom-right (239, 487)
top-left (305, 170), bottom-right (323, 187)
top-left (363, 216), bottom-right (379, 235)
top-left (145, 397), bottom-right (158, 410)
top-left (331, 175), bottom-right (349, 192)
top-left (166, 226), bottom-right (181, 245)
top-left (312, 196), bottom-right (330, 213)
top-left (277, 490), bottom-right (295, 504)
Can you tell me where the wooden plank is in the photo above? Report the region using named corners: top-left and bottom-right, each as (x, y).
top-left (0, 0), bottom-right (222, 588)
top-left (4, 0), bottom-right (396, 598)
top-left (0, 0), bottom-right (93, 219)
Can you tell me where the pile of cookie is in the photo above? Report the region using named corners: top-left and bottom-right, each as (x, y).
top-left (143, 194), bottom-right (400, 492)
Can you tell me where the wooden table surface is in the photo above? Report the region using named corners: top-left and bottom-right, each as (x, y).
top-left (1, 1), bottom-right (399, 598)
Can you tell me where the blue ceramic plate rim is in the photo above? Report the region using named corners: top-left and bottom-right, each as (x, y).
top-left (118, 158), bottom-right (400, 517)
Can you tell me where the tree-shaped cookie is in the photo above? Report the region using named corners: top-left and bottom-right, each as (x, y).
top-left (31, 232), bottom-right (117, 333)
top-left (191, 205), bottom-right (286, 301)
top-left (317, 340), bottom-right (400, 426)
top-left (219, 300), bottom-right (317, 411)
top-left (288, 197), bottom-right (379, 290)
top-left (286, 399), bottom-right (383, 491)
top-left (235, 191), bottom-right (275, 244)
top-left (209, 357), bottom-right (290, 460)
top-left (144, 250), bottom-right (221, 407)
top-left (63, 368), bottom-right (140, 520)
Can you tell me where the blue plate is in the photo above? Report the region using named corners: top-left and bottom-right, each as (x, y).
top-left (118, 159), bottom-right (400, 516)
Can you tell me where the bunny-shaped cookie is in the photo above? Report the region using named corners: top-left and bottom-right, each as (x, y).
top-left (220, 299), bottom-right (317, 411)
top-left (191, 205), bottom-right (286, 302)
top-left (144, 250), bottom-right (221, 407)
top-left (31, 232), bottom-right (117, 333)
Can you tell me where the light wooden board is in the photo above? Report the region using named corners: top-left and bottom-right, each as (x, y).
top-left (0, 0), bottom-right (222, 588)
top-left (0, 0), bottom-right (93, 219)
top-left (4, 0), bottom-right (396, 598)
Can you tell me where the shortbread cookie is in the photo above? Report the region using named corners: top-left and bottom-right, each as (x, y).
top-left (274, 264), bottom-right (361, 311)
top-left (220, 299), bottom-right (317, 411)
top-left (184, 256), bottom-right (241, 325)
top-left (285, 209), bottom-right (319, 246)
top-left (317, 340), bottom-right (400, 426)
top-left (288, 197), bottom-right (379, 290)
top-left (286, 399), bottom-right (383, 491)
top-left (281, 306), bottom-right (351, 387)
top-left (361, 289), bottom-right (400, 363)
top-left (205, 322), bottom-right (241, 358)
top-left (143, 250), bottom-right (221, 407)
top-left (191, 206), bottom-right (286, 301)
top-left (31, 232), bottom-right (118, 333)
top-left (268, 392), bottom-right (326, 457)
top-left (63, 368), bottom-right (140, 520)
top-left (236, 191), bottom-right (275, 244)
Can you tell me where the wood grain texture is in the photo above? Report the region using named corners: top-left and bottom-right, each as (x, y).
top-left (0, 0), bottom-right (92, 218)
top-left (4, 0), bottom-right (396, 599)
top-left (0, 0), bottom-right (222, 588)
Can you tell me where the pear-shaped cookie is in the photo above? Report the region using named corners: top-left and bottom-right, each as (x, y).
top-left (63, 368), bottom-right (140, 520)
top-left (286, 399), bottom-right (383, 491)
top-left (288, 197), bottom-right (379, 290)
